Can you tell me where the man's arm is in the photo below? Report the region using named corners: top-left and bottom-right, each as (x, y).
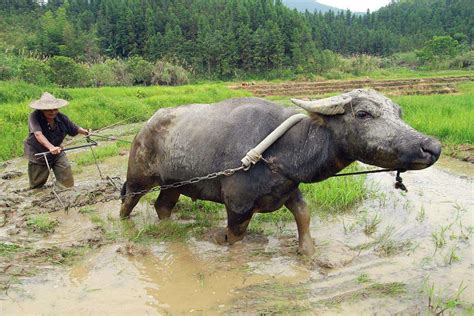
top-left (77, 127), bottom-right (91, 136)
top-left (33, 131), bottom-right (62, 155)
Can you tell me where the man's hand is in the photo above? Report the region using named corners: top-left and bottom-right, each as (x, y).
top-left (49, 146), bottom-right (62, 155)
top-left (78, 127), bottom-right (92, 136)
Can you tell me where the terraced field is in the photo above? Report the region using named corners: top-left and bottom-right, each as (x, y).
top-left (233, 76), bottom-right (474, 97)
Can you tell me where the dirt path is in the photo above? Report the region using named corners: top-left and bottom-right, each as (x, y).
top-left (0, 142), bottom-right (472, 314)
top-left (231, 76), bottom-right (474, 97)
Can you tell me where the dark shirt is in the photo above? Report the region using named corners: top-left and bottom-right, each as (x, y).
top-left (24, 110), bottom-right (79, 164)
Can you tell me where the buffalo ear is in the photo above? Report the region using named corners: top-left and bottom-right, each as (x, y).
top-left (291, 95), bottom-right (352, 115)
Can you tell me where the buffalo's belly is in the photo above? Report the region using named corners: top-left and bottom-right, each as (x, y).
top-left (254, 193), bottom-right (291, 213)
top-left (177, 182), bottom-right (224, 204)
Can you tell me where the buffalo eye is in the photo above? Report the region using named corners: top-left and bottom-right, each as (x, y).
top-left (355, 111), bottom-right (372, 119)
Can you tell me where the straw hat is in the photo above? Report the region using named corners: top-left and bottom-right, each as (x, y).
top-left (29, 92), bottom-right (69, 110)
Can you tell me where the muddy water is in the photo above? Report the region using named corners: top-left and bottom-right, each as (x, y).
top-left (1, 158), bottom-right (473, 314)
top-left (1, 241), bottom-right (308, 315)
top-left (307, 163), bottom-right (473, 313)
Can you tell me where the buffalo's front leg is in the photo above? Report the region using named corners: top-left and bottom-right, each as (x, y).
top-left (120, 181), bottom-right (150, 219)
top-left (285, 189), bottom-right (315, 256)
top-left (120, 194), bottom-right (144, 219)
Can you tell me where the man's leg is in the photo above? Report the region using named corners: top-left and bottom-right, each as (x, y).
top-left (28, 161), bottom-right (50, 189)
top-left (52, 153), bottom-right (74, 188)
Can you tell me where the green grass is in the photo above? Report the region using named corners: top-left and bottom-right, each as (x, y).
top-left (78, 206), bottom-right (96, 214)
top-left (134, 221), bottom-right (195, 242)
top-left (249, 164), bottom-right (367, 233)
top-left (362, 68), bottom-right (471, 80)
top-left (0, 81), bottom-right (251, 161)
top-left (269, 80), bottom-right (473, 150)
top-left (393, 82), bottom-right (474, 145)
top-left (26, 214), bottom-right (58, 233)
top-left (1, 77), bottom-right (471, 161)
top-left (356, 273), bottom-right (372, 284)
top-left (0, 242), bottom-right (22, 257)
top-left (71, 142), bottom-right (130, 166)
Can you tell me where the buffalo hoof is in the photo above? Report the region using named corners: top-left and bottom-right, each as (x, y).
top-left (298, 236), bottom-right (316, 256)
top-left (298, 242), bottom-right (316, 256)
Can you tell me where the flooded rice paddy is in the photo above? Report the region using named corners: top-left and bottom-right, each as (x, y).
top-left (0, 151), bottom-right (472, 314)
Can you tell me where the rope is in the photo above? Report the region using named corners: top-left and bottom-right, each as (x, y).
top-left (331, 168), bottom-right (393, 177)
top-left (93, 114), bottom-right (142, 133)
top-left (87, 133), bottom-right (133, 143)
top-left (241, 114), bottom-right (306, 169)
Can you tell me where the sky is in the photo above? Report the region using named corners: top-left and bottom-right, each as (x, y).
top-left (317, 0), bottom-right (393, 12)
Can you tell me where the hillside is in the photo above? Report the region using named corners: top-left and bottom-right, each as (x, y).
top-left (0, 0), bottom-right (472, 80)
top-left (281, 0), bottom-right (342, 13)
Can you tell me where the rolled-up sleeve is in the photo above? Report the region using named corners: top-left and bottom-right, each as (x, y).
top-left (28, 112), bottom-right (43, 133)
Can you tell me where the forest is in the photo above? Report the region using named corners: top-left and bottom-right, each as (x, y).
top-left (0, 0), bottom-right (473, 84)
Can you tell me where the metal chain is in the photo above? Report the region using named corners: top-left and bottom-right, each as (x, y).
top-left (120, 165), bottom-right (245, 199)
top-left (43, 165), bottom-right (246, 211)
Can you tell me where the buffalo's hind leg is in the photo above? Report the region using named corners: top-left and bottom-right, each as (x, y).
top-left (285, 189), bottom-right (315, 256)
top-left (154, 189), bottom-right (180, 220)
top-left (213, 208), bottom-right (254, 245)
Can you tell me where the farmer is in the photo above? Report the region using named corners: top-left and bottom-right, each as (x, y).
top-left (24, 92), bottom-right (91, 189)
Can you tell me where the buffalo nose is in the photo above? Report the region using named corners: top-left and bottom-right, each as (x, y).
top-left (421, 138), bottom-right (441, 159)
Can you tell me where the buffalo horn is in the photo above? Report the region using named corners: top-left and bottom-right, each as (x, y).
top-left (290, 95), bottom-right (352, 115)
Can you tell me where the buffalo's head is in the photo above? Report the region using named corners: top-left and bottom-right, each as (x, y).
top-left (291, 89), bottom-right (441, 170)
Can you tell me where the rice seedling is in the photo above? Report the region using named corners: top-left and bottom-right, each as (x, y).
top-left (26, 214), bottom-right (59, 233)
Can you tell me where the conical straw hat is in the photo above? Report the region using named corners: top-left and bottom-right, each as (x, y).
top-left (29, 92), bottom-right (69, 110)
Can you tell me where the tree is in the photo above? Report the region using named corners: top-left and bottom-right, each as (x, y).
top-left (417, 35), bottom-right (460, 64)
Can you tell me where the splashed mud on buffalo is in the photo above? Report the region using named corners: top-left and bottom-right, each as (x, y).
top-left (120, 89), bottom-right (441, 255)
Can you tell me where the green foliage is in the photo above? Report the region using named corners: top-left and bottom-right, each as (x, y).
top-left (73, 142), bottom-right (130, 166)
top-left (126, 56), bottom-right (154, 86)
top-left (0, 81), bottom-right (250, 161)
top-left (19, 58), bottom-right (52, 85)
top-left (151, 60), bottom-right (190, 86)
top-left (2, 0), bottom-right (473, 81)
top-left (134, 221), bottom-right (194, 242)
top-left (381, 51), bottom-right (419, 68)
top-left (448, 50), bottom-right (474, 69)
top-left (26, 214), bottom-right (59, 233)
top-left (1, 0), bottom-right (474, 79)
top-left (104, 59), bottom-right (132, 86)
top-left (88, 62), bottom-right (117, 87)
top-left (417, 36), bottom-right (460, 66)
top-left (312, 50), bottom-right (342, 74)
top-left (0, 51), bottom-right (23, 81)
top-left (48, 56), bottom-right (88, 87)
top-left (301, 164), bottom-right (367, 217)
top-left (347, 55), bottom-right (382, 76)
top-left (0, 242), bottom-right (22, 257)
top-left (394, 83), bottom-right (474, 144)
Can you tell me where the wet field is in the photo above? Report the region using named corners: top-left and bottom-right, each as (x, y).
top-left (0, 148), bottom-right (472, 314)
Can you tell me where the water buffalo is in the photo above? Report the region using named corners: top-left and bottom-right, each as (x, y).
top-left (120, 89), bottom-right (441, 255)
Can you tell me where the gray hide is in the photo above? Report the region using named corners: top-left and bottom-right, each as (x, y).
top-left (120, 90), bottom-right (441, 256)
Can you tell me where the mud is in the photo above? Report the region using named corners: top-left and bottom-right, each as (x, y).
top-left (232, 75), bottom-right (474, 97)
top-left (0, 136), bottom-right (473, 314)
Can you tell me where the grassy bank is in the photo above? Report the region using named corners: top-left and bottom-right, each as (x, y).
top-left (393, 82), bottom-right (474, 145)
top-left (0, 81), bottom-right (251, 161)
top-left (1, 77), bottom-right (471, 162)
